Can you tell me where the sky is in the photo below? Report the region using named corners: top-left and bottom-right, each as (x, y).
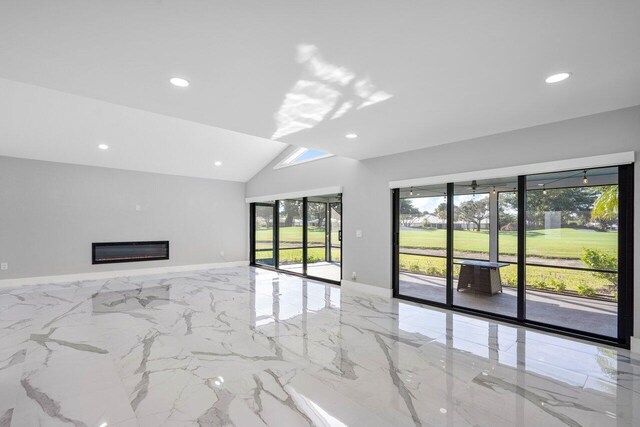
top-left (409, 194), bottom-right (485, 214)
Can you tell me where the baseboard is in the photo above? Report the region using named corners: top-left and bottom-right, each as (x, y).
top-left (341, 279), bottom-right (393, 298)
top-left (631, 336), bottom-right (640, 357)
top-left (0, 260), bottom-right (250, 289)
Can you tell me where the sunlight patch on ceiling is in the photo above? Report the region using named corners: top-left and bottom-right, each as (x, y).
top-left (271, 44), bottom-right (392, 140)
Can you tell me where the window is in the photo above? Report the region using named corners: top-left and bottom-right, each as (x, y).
top-left (525, 167), bottom-right (619, 338)
top-left (274, 147), bottom-right (334, 169)
top-left (254, 204), bottom-right (275, 266)
top-left (397, 184), bottom-right (448, 304)
top-left (250, 194), bottom-right (342, 284)
top-left (392, 163), bottom-right (634, 346)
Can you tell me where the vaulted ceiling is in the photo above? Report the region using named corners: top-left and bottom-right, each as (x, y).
top-left (1, 1), bottom-right (639, 180)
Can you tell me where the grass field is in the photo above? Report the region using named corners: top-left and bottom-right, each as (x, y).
top-left (256, 226), bottom-right (616, 297)
top-left (399, 253), bottom-right (616, 297)
top-left (256, 247), bottom-right (341, 264)
top-left (400, 228), bottom-right (617, 260)
top-left (256, 227), bottom-right (340, 248)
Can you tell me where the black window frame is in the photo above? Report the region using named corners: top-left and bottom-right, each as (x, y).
top-left (392, 164), bottom-right (634, 348)
top-left (250, 194), bottom-right (343, 286)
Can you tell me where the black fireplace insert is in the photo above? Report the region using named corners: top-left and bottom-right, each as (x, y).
top-left (92, 241), bottom-right (169, 264)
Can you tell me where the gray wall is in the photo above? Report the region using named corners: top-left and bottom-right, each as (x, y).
top-left (0, 157), bottom-right (247, 279)
top-left (246, 105), bottom-right (640, 331)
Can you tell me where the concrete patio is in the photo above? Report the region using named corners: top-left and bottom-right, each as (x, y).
top-left (400, 272), bottom-right (617, 338)
top-left (280, 261), bottom-right (341, 282)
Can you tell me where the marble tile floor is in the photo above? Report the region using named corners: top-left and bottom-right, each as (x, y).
top-left (0, 266), bottom-right (638, 426)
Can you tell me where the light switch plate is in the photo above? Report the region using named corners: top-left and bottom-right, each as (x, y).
top-left (356, 229), bottom-right (363, 238)
top-left (0, 263), bottom-right (8, 271)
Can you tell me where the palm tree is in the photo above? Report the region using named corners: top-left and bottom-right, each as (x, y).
top-left (591, 186), bottom-right (618, 221)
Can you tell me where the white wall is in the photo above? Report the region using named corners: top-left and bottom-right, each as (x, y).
top-left (246, 105), bottom-right (640, 335)
top-left (0, 156), bottom-right (248, 279)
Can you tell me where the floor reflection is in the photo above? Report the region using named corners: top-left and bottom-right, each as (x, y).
top-left (250, 268), bottom-right (638, 425)
top-left (92, 284), bottom-right (171, 313)
top-left (0, 267), bottom-right (637, 426)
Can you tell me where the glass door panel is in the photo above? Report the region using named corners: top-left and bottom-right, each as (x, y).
top-left (525, 167), bottom-right (619, 338)
top-left (330, 201), bottom-right (342, 273)
top-left (306, 194), bottom-right (341, 282)
top-left (278, 199), bottom-right (303, 273)
top-left (452, 177), bottom-right (518, 318)
top-left (254, 204), bottom-right (275, 266)
top-left (398, 184), bottom-right (448, 304)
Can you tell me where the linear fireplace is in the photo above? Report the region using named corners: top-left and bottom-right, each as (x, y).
top-left (92, 241), bottom-right (169, 264)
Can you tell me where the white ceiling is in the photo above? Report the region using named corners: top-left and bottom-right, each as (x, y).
top-left (1, 1), bottom-right (639, 167)
top-left (0, 78), bottom-right (286, 182)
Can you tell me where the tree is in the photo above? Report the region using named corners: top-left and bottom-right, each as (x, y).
top-left (282, 200), bottom-right (301, 227)
top-left (591, 186), bottom-right (618, 231)
top-left (400, 199), bottom-right (422, 227)
top-left (525, 187), bottom-right (598, 229)
top-left (307, 203), bottom-right (326, 229)
top-left (433, 202), bottom-right (447, 223)
top-left (456, 198), bottom-right (488, 231)
top-left (497, 193), bottom-right (517, 229)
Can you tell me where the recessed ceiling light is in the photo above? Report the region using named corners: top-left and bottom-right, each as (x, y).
top-left (98, 144), bottom-right (109, 150)
top-left (345, 133), bottom-right (358, 139)
top-left (214, 161), bottom-right (222, 166)
top-left (169, 77), bottom-right (190, 87)
top-left (545, 72), bottom-right (572, 84)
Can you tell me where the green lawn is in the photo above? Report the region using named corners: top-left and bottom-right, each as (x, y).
top-left (256, 226), bottom-right (616, 298)
top-left (258, 226), bottom-right (617, 260)
top-left (399, 254), bottom-right (616, 297)
top-left (400, 228), bottom-right (617, 260)
top-left (256, 247), bottom-right (341, 264)
top-left (256, 227), bottom-right (340, 247)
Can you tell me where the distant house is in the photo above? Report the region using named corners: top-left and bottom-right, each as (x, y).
top-left (410, 214), bottom-right (490, 231)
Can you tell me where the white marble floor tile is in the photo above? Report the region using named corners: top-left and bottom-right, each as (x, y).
top-left (0, 266), bottom-right (639, 426)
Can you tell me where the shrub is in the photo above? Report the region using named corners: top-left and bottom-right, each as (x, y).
top-left (577, 284), bottom-right (597, 297)
top-left (545, 277), bottom-right (566, 292)
top-left (530, 278), bottom-right (549, 290)
top-left (426, 266), bottom-right (446, 277)
top-left (553, 281), bottom-right (567, 292)
top-left (581, 248), bottom-right (617, 287)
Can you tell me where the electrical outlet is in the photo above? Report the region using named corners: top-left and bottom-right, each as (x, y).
top-left (0, 262), bottom-right (8, 271)
top-left (356, 229), bottom-right (363, 238)
top-left (220, 251), bottom-right (225, 257)
top-left (351, 272), bottom-right (356, 281)
top-left (135, 205), bottom-right (141, 211)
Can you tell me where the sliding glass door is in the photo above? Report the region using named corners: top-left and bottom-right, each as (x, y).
top-left (278, 199), bottom-right (304, 274)
top-left (525, 167), bottom-right (619, 338)
top-left (251, 194), bottom-right (342, 284)
top-left (330, 201), bottom-right (342, 268)
top-left (452, 177), bottom-right (519, 318)
top-left (254, 203), bottom-right (275, 266)
top-left (306, 194), bottom-right (342, 282)
top-left (393, 164), bottom-right (633, 347)
top-left (397, 184), bottom-right (448, 304)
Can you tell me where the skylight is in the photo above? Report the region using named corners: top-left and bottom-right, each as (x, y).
top-left (274, 147), bottom-right (334, 169)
